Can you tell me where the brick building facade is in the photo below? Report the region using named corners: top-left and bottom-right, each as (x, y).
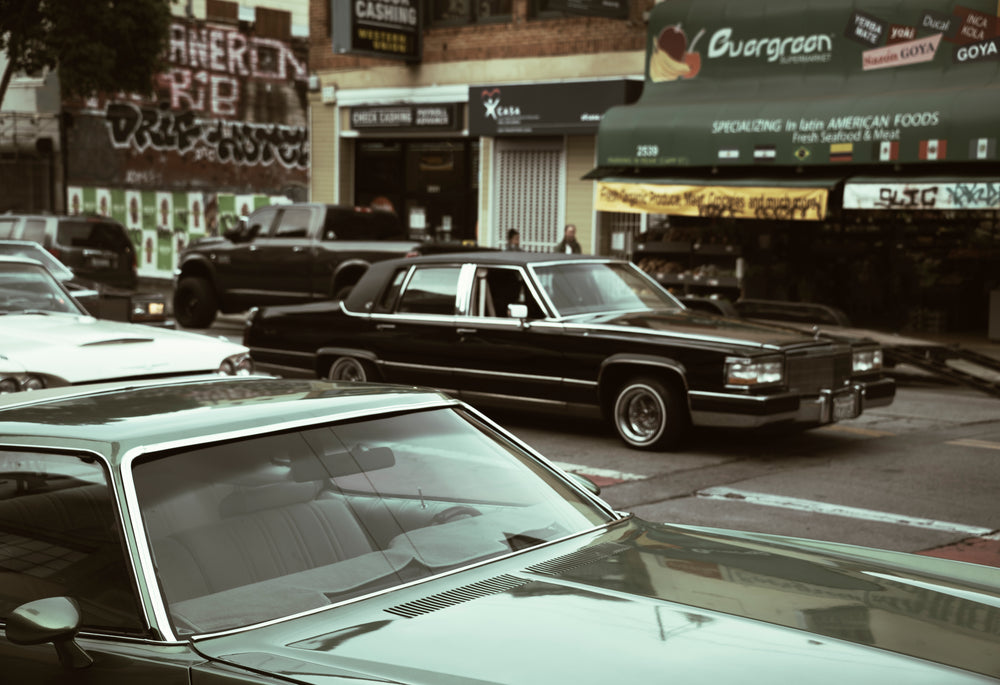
top-left (307, 0), bottom-right (653, 253)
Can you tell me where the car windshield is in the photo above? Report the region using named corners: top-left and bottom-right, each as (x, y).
top-left (532, 261), bottom-right (685, 317)
top-left (0, 262), bottom-right (84, 315)
top-left (132, 406), bottom-right (614, 634)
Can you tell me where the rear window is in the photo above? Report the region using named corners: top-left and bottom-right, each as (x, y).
top-left (56, 219), bottom-right (131, 252)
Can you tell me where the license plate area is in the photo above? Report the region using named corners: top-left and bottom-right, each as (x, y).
top-left (831, 390), bottom-right (859, 421)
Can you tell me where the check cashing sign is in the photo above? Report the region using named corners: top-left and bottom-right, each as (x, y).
top-left (595, 0), bottom-right (1000, 168)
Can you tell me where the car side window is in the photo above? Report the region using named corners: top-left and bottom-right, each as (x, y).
top-left (375, 267), bottom-right (408, 313)
top-left (0, 450), bottom-right (145, 634)
top-left (245, 207), bottom-right (279, 240)
top-left (0, 218), bottom-right (16, 238)
top-left (397, 266), bottom-right (460, 315)
top-left (273, 207), bottom-right (312, 239)
top-left (22, 219), bottom-right (47, 245)
top-left (470, 267), bottom-right (545, 318)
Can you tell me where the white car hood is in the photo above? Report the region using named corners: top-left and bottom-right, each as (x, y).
top-left (0, 313), bottom-right (246, 384)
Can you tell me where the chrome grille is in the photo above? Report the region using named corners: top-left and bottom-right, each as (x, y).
top-left (786, 346), bottom-right (852, 394)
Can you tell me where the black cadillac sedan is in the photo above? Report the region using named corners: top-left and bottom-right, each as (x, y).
top-left (244, 253), bottom-right (895, 450)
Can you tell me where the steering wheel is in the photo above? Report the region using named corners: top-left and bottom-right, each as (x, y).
top-left (430, 505), bottom-right (482, 525)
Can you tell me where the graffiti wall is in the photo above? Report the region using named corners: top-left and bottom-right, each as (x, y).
top-left (65, 18), bottom-right (309, 196)
top-left (67, 185), bottom-right (289, 278)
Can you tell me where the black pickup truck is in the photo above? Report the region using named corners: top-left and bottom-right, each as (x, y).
top-left (174, 203), bottom-right (477, 328)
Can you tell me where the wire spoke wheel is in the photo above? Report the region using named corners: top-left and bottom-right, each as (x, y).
top-left (612, 377), bottom-right (687, 451)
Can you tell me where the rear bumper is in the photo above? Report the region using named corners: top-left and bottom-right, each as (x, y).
top-left (689, 377), bottom-right (896, 429)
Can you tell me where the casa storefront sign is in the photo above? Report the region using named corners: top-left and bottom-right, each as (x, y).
top-left (595, 0), bottom-right (1000, 169)
top-left (330, 0), bottom-right (421, 62)
top-left (468, 80), bottom-right (641, 137)
top-left (844, 178), bottom-right (1000, 210)
top-left (596, 180), bottom-right (830, 221)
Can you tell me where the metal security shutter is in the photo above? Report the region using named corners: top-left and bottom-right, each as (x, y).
top-left (493, 139), bottom-right (563, 252)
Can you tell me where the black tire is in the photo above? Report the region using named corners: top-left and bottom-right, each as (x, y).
top-left (612, 376), bottom-right (688, 450)
top-left (327, 356), bottom-right (374, 383)
top-left (173, 276), bottom-right (218, 329)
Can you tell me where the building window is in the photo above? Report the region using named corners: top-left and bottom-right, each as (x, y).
top-left (430, 0), bottom-right (512, 26)
top-left (255, 7), bottom-right (291, 40)
top-left (206, 0), bottom-right (238, 23)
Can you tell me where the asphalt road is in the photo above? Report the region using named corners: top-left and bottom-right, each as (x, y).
top-left (490, 377), bottom-right (1000, 567)
top-left (196, 314), bottom-right (1000, 568)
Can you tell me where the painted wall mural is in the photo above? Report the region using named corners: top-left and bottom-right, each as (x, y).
top-left (66, 18), bottom-right (309, 196)
top-left (67, 185), bottom-right (289, 278)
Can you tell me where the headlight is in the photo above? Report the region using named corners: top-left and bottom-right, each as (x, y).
top-left (852, 348), bottom-right (883, 373)
top-left (130, 297), bottom-right (167, 322)
top-left (218, 353), bottom-right (254, 376)
top-left (726, 356), bottom-right (784, 387)
top-left (0, 374), bottom-right (47, 393)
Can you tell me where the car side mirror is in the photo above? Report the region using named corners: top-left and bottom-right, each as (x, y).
top-left (6, 597), bottom-right (93, 670)
top-left (507, 303), bottom-right (528, 319)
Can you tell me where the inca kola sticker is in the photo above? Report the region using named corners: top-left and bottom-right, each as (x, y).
top-left (650, 25), bottom-right (704, 82)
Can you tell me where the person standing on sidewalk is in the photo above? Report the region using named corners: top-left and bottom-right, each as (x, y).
top-left (554, 224), bottom-right (581, 253)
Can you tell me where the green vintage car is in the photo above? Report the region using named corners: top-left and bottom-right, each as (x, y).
top-left (0, 377), bottom-right (997, 683)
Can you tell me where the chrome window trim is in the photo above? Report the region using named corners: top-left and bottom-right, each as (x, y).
top-left (0, 443), bottom-right (159, 641)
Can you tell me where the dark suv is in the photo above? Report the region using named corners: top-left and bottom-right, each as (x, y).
top-left (0, 213), bottom-right (138, 289)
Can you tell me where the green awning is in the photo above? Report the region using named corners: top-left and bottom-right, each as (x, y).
top-left (596, 0), bottom-right (1000, 170)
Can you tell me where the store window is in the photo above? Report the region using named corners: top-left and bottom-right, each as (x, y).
top-left (355, 140), bottom-right (478, 243)
top-left (429, 0), bottom-right (512, 26)
top-left (527, 0), bottom-right (568, 19)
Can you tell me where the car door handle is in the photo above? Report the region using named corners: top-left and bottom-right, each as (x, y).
top-left (457, 328), bottom-right (477, 335)
top-left (292, 245), bottom-right (306, 252)
top-left (376, 323), bottom-right (396, 331)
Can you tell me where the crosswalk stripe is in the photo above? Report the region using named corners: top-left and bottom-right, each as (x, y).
top-left (697, 487), bottom-right (994, 536)
top-left (947, 438), bottom-right (1000, 451)
top-left (553, 462), bottom-right (645, 482)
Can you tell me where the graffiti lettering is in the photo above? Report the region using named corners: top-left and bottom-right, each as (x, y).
top-left (107, 104), bottom-right (203, 153)
top-left (169, 24), bottom-right (306, 82)
top-left (160, 69), bottom-right (240, 117)
top-left (875, 186), bottom-right (938, 209)
top-left (106, 103), bottom-right (308, 170)
top-left (946, 182), bottom-right (1000, 209)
